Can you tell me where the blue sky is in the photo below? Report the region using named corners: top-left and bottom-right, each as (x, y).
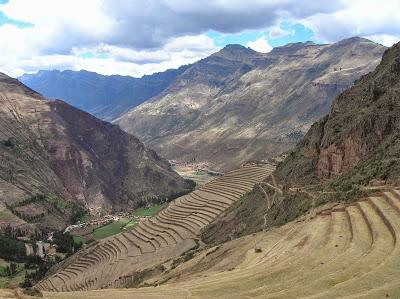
top-left (0, 0), bottom-right (32, 28)
top-left (0, 0), bottom-right (399, 77)
top-left (0, 11), bottom-right (31, 28)
top-left (207, 23), bottom-right (325, 49)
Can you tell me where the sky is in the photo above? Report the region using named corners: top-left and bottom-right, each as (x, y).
top-left (0, 0), bottom-right (399, 78)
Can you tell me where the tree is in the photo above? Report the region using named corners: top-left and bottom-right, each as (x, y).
top-left (10, 263), bottom-right (17, 275)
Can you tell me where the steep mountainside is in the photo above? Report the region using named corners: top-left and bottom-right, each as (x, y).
top-left (0, 73), bottom-right (190, 231)
top-left (276, 41), bottom-right (400, 187)
top-left (201, 41), bottom-right (400, 245)
top-left (117, 38), bottom-right (385, 171)
top-left (19, 67), bottom-right (188, 121)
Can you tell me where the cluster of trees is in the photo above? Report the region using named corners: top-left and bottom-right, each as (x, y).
top-left (70, 203), bottom-right (87, 224)
top-left (5, 193), bottom-right (88, 226)
top-left (17, 194), bottom-right (47, 206)
top-left (20, 258), bottom-right (59, 288)
top-left (52, 231), bottom-right (82, 256)
top-left (0, 227), bottom-right (26, 262)
top-left (0, 225), bottom-right (84, 287)
top-left (137, 178), bottom-right (197, 207)
top-left (5, 194), bottom-right (47, 223)
top-left (21, 230), bottom-right (83, 287)
top-left (9, 209), bottom-right (45, 223)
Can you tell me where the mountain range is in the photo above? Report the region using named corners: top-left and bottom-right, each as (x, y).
top-left (117, 38), bottom-right (385, 171)
top-left (21, 38), bottom-right (386, 171)
top-left (19, 67), bottom-right (188, 121)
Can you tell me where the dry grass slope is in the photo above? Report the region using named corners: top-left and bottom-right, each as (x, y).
top-left (29, 188), bottom-right (400, 299)
top-left (35, 165), bottom-right (273, 292)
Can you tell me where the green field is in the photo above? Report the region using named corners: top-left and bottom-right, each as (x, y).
top-left (131, 204), bottom-right (165, 217)
top-left (92, 218), bottom-right (137, 240)
top-left (72, 234), bottom-right (86, 244)
top-left (72, 203), bottom-right (169, 242)
top-left (0, 260), bottom-right (25, 288)
top-left (125, 221), bottom-right (138, 229)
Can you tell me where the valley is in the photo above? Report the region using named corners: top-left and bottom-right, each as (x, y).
top-left (34, 165), bottom-right (274, 291)
top-left (21, 38), bottom-right (386, 172)
top-left (0, 73), bottom-right (192, 232)
top-left (116, 38), bottom-right (386, 171)
top-left (8, 41), bottom-right (396, 298)
top-left (0, 2), bottom-right (399, 297)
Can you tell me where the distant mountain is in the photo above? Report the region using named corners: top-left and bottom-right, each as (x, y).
top-left (19, 67), bottom-right (188, 121)
top-left (0, 73), bottom-right (191, 231)
top-left (116, 37), bottom-right (386, 171)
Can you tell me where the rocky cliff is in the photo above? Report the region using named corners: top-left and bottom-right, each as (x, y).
top-left (0, 73), bottom-right (190, 231)
top-left (275, 41), bottom-right (400, 187)
top-left (116, 38), bottom-right (386, 171)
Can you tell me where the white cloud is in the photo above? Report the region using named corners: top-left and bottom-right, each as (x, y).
top-left (0, 0), bottom-right (399, 77)
top-left (0, 34), bottom-right (218, 78)
top-left (268, 26), bottom-right (292, 39)
top-left (364, 34), bottom-right (400, 47)
top-left (302, 0), bottom-right (400, 45)
top-left (247, 38), bottom-right (272, 53)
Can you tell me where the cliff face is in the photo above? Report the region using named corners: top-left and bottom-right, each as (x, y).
top-left (0, 73), bottom-right (189, 231)
top-left (275, 41), bottom-right (400, 186)
top-left (116, 38), bottom-right (386, 171)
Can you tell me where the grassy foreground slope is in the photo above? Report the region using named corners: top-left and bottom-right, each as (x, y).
top-left (4, 188), bottom-right (398, 298)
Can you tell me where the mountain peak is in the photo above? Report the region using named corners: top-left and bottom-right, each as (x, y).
top-left (268, 41), bottom-right (319, 55)
top-left (221, 44), bottom-right (250, 50)
top-left (217, 44), bottom-right (257, 58)
top-left (334, 36), bottom-right (375, 46)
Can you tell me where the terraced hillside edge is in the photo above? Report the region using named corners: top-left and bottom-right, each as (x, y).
top-left (117, 37), bottom-right (385, 171)
top-left (29, 188), bottom-right (400, 298)
top-left (19, 67), bottom-right (188, 121)
top-left (35, 165), bottom-right (274, 291)
top-left (0, 73), bottom-right (190, 231)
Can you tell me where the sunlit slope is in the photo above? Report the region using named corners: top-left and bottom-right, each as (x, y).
top-left (36, 165), bottom-right (274, 292)
top-left (41, 188), bottom-right (400, 298)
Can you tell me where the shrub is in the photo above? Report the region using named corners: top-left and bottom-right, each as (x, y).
top-left (3, 137), bottom-right (17, 148)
